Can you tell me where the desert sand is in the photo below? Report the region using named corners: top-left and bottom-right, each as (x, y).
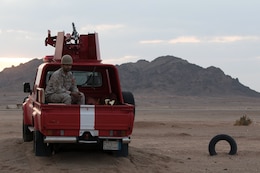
top-left (1, 92), bottom-right (260, 173)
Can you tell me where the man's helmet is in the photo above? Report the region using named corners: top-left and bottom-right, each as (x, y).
top-left (61, 55), bottom-right (73, 65)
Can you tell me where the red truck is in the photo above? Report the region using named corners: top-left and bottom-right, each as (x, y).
top-left (22, 23), bottom-right (135, 156)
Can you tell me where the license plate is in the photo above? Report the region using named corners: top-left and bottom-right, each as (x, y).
top-left (103, 140), bottom-right (120, 150)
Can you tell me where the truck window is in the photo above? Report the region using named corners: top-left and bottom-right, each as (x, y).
top-left (45, 71), bottom-right (102, 87)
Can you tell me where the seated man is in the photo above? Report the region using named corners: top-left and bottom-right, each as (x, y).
top-left (45, 55), bottom-right (85, 104)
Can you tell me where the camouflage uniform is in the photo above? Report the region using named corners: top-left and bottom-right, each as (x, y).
top-left (45, 68), bottom-right (85, 104)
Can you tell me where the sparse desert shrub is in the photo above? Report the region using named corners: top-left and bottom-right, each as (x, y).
top-left (234, 115), bottom-right (252, 126)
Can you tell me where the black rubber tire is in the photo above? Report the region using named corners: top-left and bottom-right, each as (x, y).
top-left (23, 123), bottom-right (33, 142)
top-left (23, 96), bottom-right (28, 103)
top-left (34, 130), bottom-right (52, 156)
top-left (119, 91), bottom-right (133, 157)
top-left (208, 134), bottom-right (237, 156)
top-left (22, 97), bottom-right (33, 142)
top-left (115, 143), bottom-right (129, 157)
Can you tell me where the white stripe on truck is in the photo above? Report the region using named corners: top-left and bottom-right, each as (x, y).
top-left (79, 105), bottom-right (98, 136)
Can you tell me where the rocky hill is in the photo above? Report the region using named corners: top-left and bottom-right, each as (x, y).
top-left (117, 56), bottom-right (260, 97)
top-left (0, 59), bottom-right (42, 92)
top-left (0, 55), bottom-right (259, 97)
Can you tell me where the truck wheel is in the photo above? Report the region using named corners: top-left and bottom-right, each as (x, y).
top-left (122, 91), bottom-right (135, 115)
top-left (23, 123), bottom-right (33, 142)
top-left (23, 96), bottom-right (28, 103)
top-left (22, 98), bottom-right (33, 142)
top-left (34, 130), bottom-right (52, 156)
top-left (116, 143), bottom-right (129, 157)
top-left (208, 134), bottom-right (237, 156)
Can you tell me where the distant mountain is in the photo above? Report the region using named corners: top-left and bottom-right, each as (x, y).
top-left (116, 55), bottom-right (260, 97)
top-left (0, 59), bottom-right (42, 92)
top-left (0, 55), bottom-right (259, 97)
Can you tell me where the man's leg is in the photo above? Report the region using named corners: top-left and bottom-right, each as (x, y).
top-left (79, 92), bottom-right (85, 104)
top-left (47, 93), bottom-right (71, 104)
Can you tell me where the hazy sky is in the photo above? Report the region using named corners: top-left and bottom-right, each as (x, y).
top-left (1, 0), bottom-right (260, 92)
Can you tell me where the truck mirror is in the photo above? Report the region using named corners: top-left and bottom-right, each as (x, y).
top-left (23, 82), bottom-right (31, 93)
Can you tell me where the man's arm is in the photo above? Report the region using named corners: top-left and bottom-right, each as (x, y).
top-left (48, 73), bottom-right (67, 94)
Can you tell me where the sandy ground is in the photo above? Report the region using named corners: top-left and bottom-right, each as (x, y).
top-left (1, 93), bottom-right (260, 172)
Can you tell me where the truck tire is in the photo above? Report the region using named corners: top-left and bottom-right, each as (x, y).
top-left (23, 123), bottom-right (33, 142)
top-left (22, 98), bottom-right (33, 142)
top-left (208, 134), bottom-right (237, 156)
top-left (115, 143), bottom-right (129, 157)
top-left (121, 91), bottom-right (134, 157)
top-left (34, 130), bottom-right (52, 156)
top-left (122, 91), bottom-right (135, 115)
